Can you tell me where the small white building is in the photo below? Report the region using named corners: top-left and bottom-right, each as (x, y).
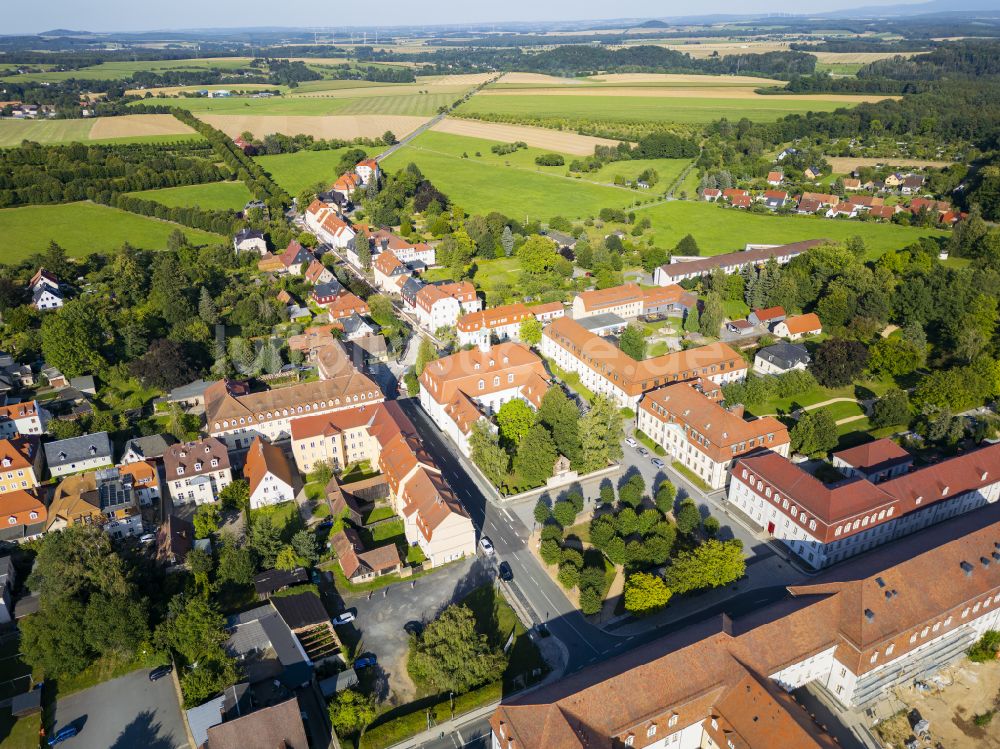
top-left (753, 343), bottom-right (810, 375)
top-left (246, 436), bottom-right (296, 510)
top-left (233, 229), bottom-right (268, 255)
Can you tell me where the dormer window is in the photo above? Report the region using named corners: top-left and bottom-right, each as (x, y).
top-left (176, 467), bottom-right (184, 475)
top-left (474, 362), bottom-right (480, 370)
top-left (211, 459), bottom-right (219, 468)
top-left (624, 736), bottom-right (634, 747)
top-left (647, 724), bottom-right (657, 737)
top-left (29, 511), bottom-right (37, 519)
top-left (7, 517), bottom-right (14, 525)
top-left (668, 714), bottom-right (678, 728)
top-left (194, 462), bottom-right (202, 471)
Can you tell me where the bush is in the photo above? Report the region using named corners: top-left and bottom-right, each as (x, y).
top-left (974, 711), bottom-right (995, 727)
top-left (703, 516), bottom-right (721, 536)
top-left (535, 153), bottom-right (565, 166)
top-left (968, 630), bottom-right (1000, 662)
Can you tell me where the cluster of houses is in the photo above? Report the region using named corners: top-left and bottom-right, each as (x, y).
top-left (703, 169), bottom-right (962, 225)
top-left (725, 305), bottom-right (823, 343)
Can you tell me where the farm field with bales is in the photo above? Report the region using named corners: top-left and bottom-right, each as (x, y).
top-left (255, 146), bottom-right (381, 195)
top-left (633, 201), bottom-right (950, 257)
top-left (127, 181), bottom-right (253, 211)
top-left (0, 202), bottom-right (224, 260)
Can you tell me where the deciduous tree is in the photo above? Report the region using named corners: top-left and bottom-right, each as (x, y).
top-left (497, 399), bottom-right (534, 445)
top-left (408, 604), bottom-right (507, 693)
top-left (665, 540), bottom-right (745, 594)
top-left (624, 572), bottom-right (672, 614)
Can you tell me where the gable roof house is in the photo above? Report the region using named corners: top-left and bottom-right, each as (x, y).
top-left (900, 174), bottom-right (926, 194)
top-left (0, 400), bottom-right (48, 438)
top-left (28, 268), bottom-right (64, 310)
top-left (701, 187), bottom-right (721, 201)
top-left (0, 435), bottom-right (43, 495)
top-left (47, 467), bottom-right (144, 538)
top-left (456, 303), bottom-right (563, 347)
top-left (206, 696), bottom-right (308, 749)
top-left (731, 193), bottom-right (752, 209)
top-left (304, 258), bottom-right (335, 286)
top-left (766, 170), bottom-right (784, 185)
top-left (323, 292), bottom-right (370, 321)
top-left (119, 434), bottom-right (176, 465)
top-left (0, 489), bottom-right (46, 543)
top-left (44, 432), bottom-right (112, 477)
top-left (245, 436), bottom-right (296, 510)
top-left (354, 158), bottom-right (381, 185)
top-left (843, 178), bottom-right (862, 191)
top-left (306, 201), bottom-right (357, 250)
top-left (256, 252), bottom-right (285, 274)
top-left (748, 306), bottom-right (786, 327)
top-left (331, 526), bottom-right (402, 582)
top-left (773, 313), bottom-right (823, 340)
top-left (277, 241), bottom-right (315, 276)
top-left (373, 251), bottom-right (410, 293)
top-left (419, 341), bottom-right (551, 458)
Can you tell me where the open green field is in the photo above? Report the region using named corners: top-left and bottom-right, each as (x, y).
top-left (0, 202), bottom-right (224, 260)
top-left (255, 146), bottom-right (381, 194)
top-left (634, 202), bottom-right (950, 257)
top-left (159, 92), bottom-right (452, 117)
top-left (383, 131), bottom-right (640, 219)
top-left (127, 181), bottom-right (252, 210)
top-left (456, 94), bottom-right (868, 124)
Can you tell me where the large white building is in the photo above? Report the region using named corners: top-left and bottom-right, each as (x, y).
top-left (414, 281), bottom-right (480, 332)
top-left (0, 401), bottom-right (48, 438)
top-left (541, 317), bottom-right (747, 409)
top-left (419, 341), bottom-right (550, 457)
top-left (491, 504), bottom-right (1000, 749)
top-left (653, 240), bottom-right (826, 286)
top-left (571, 283), bottom-right (695, 320)
top-left (637, 381), bottom-right (789, 490)
top-left (727, 440), bottom-right (1000, 569)
top-left (456, 302), bottom-right (564, 348)
top-left (305, 201), bottom-right (357, 249)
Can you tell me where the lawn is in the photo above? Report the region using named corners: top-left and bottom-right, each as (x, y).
top-left (542, 356), bottom-right (596, 404)
top-left (340, 461), bottom-right (380, 484)
top-left (744, 380), bottom-right (893, 418)
top-left (382, 132), bottom-right (639, 220)
top-left (633, 202), bottom-right (949, 258)
top-left (0, 202), bottom-right (225, 260)
top-left (255, 146), bottom-right (380, 195)
top-left (249, 501), bottom-right (302, 541)
top-left (127, 181), bottom-right (252, 211)
top-left (457, 93), bottom-right (871, 124)
top-left (814, 400), bottom-right (866, 422)
top-left (0, 707), bottom-right (40, 749)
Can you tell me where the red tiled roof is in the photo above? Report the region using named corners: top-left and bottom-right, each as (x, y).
top-left (780, 313), bottom-right (821, 335)
top-left (457, 303), bottom-right (532, 333)
top-left (245, 436), bottom-right (295, 497)
top-left (752, 306), bottom-right (785, 322)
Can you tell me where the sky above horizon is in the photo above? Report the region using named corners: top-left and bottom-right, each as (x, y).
top-left (5, 0), bottom-right (924, 36)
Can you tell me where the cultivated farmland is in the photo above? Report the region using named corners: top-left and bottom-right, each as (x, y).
top-left (430, 118), bottom-right (623, 155)
top-left (0, 115), bottom-right (196, 147)
top-left (0, 202), bottom-right (224, 260)
top-left (201, 114), bottom-right (427, 141)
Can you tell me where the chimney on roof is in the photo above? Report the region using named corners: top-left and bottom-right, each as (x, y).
top-left (721, 612), bottom-right (733, 636)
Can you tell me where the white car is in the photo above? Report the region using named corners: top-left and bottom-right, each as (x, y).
top-left (625, 437), bottom-right (638, 448)
top-left (479, 537), bottom-right (495, 556)
top-left (332, 611), bottom-right (356, 626)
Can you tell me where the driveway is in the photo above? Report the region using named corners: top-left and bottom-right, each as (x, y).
top-left (340, 557), bottom-right (492, 703)
top-left (50, 668), bottom-right (187, 749)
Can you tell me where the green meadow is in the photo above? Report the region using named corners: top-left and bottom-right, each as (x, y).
top-left (381, 131), bottom-right (639, 219)
top-left (3, 57), bottom-right (252, 83)
top-left (255, 146), bottom-right (381, 195)
top-left (127, 181), bottom-right (252, 211)
top-left (633, 201), bottom-right (949, 257)
top-left (159, 92), bottom-right (452, 117)
top-left (457, 94), bottom-right (867, 124)
top-left (0, 119), bottom-right (202, 147)
top-left (0, 203), bottom-right (224, 261)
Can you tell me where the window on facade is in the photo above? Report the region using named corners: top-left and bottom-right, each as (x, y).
top-left (647, 725), bottom-right (657, 737)
top-left (624, 737), bottom-right (634, 747)
top-left (478, 380), bottom-right (485, 390)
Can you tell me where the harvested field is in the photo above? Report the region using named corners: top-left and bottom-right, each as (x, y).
top-left (125, 83), bottom-right (278, 96)
top-left (497, 73), bottom-right (586, 85)
top-left (418, 73), bottom-right (495, 86)
top-left (812, 50), bottom-right (921, 63)
top-left (825, 156), bottom-right (955, 171)
top-left (290, 84), bottom-right (467, 99)
top-left (478, 87), bottom-right (897, 103)
top-left (200, 114), bottom-right (427, 140)
top-left (89, 114), bottom-right (196, 139)
top-left (585, 73), bottom-right (781, 86)
top-left (431, 118), bottom-right (622, 155)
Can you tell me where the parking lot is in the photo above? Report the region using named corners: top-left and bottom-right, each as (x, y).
top-left (50, 667), bottom-right (188, 749)
top-left (339, 556), bottom-right (493, 703)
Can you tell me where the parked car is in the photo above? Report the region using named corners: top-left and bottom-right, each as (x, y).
top-left (624, 437), bottom-right (638, 448)
top-left (637, 447), bottom-right (650, 457)
top-left (403, 620), bottom-right (424, 636)
top-left (148, 664), bottom-right (172, 682)
top-left (652, 458), bottom-right (666, 469)
top-left (332, 611), bottom-right (356, 626)
top-left (139, 533), bottom-right (156, 544)
top-left (354, 654), bottom-right (377, 669)
top-left (48, 726), bottom-right (78, 745)
top-left (316, 518), bottom-right (333, 529)
top-left (498, 561), bottom-right (514, 582)
top-left (478, 537), bottom-right (495, 556)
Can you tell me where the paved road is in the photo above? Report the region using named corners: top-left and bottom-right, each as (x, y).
top-left (51, 668), bottom-right (187, 749)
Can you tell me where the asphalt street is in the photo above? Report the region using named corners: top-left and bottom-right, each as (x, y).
top-left (50, 667), bottom-right (188, 749)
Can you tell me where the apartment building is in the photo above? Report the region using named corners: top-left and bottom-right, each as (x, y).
top-left (419, 341), bottom-right (550, 456)
top-left (361, 226), bottom-right (435, 266)
top-left (44, 432), bottom-right (113, 477)
top-left (727, 440), bottom-right (1000, 569)
top-left (305, 201), bottom-right (356, 249)
top-left (492, 505), bottom-right (1000, 749)
top-left (572, 283), bottom-right (695, 320)
top-left (414, 281), bottom-right (480, 331)
top-left (541, 317), bottom-right (747, 409)
top-left (0, 400), bottom-right (48, 438)
top-left (653, 240), bottom-right (826, 286)
top-left (205, 372), bottom-right (383, 450)
top-left (0, 436), bottom-right (42, 495)
top-left (0, 490), bottom-right (46, 543)
top-left (289, 405), bottom-right (381, 474)
top-left (245, 437), bottom-right (296, 510)
top-left (637, 381), bottom-right (789, 490)
top-left (163, 437), bottom-right (233, 505)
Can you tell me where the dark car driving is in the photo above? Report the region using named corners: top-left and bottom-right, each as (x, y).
top-left (498, 561), bottom-right (513, 582)
top-left (148, 664), bottom-right (173, 682)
